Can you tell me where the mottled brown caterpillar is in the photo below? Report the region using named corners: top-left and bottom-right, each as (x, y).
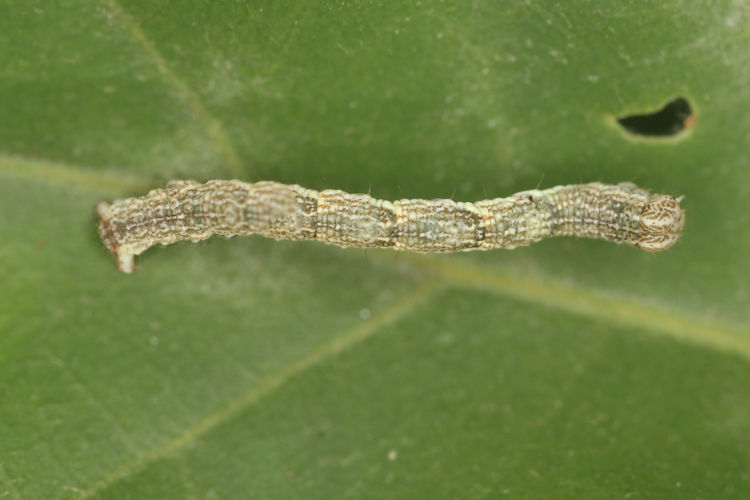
top-left (97, 180), bottom-right (685, 273)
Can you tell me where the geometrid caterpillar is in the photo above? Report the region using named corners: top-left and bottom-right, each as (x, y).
top-left (97, 180), bottom-right (686, 273)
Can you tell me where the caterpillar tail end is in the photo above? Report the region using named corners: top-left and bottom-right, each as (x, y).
top-left (636, 194), bottom-right (686, 252)
top-left (97, 202), bottom-right (135, 274)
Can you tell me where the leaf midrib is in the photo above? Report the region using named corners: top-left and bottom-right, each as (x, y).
top-left (4, 152), bottom-right (750, 498)
top-left (16, 0), bottom-right (744, 357)
top-left (6, 2), bottom-right (748, 497)
top-left (2, 151), bottom-right (748, 353)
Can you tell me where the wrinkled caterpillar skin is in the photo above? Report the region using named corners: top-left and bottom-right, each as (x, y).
top-left (97, 180), bottom-right (685, 273)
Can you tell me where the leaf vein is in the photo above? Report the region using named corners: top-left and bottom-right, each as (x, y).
top-left (0, 154), bottom-right (147, 195)
top-left (97, 0), bottom-right (245, 178)
top-left (420, 257), bottom-right (750, 361)
top-left (0, 462), bottom-right (24, 500)
top-left (47, 354), bottom-right (143, 456)
top-left (77, 281), bottom-right (441, 498)
top-left (2, 152), bottom-right (747, 361)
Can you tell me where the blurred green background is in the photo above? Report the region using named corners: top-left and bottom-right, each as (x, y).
top-left (1, 1), bottom-right (749, 498)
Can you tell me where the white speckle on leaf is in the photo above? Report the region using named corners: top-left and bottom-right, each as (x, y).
top-left (437, 332), bottom-right (455, 344)
top-left (387, 449), bottom-right (398, 461)
top-left (359, 308), bottom-right (371, 319)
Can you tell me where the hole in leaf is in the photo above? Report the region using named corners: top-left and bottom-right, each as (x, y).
top-left (616, 97), bottom-right (694, 137)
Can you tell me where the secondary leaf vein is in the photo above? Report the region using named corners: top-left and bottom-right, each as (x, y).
top-left (97, 0), bottom-right (245, 178)
top-left (0, 462), bottom-right (24, 500)
top-left (77, 281), bottom-right (441, 498)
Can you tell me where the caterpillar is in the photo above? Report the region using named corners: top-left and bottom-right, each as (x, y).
top-left (97, 180), bottom-right (685, 273)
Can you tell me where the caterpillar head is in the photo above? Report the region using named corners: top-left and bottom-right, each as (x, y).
top-left (637, 194), bottom-right (686, 252)
top-left (97, 201), bottom-right (135, 273)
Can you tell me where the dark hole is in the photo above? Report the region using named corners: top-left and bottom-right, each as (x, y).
top-left (616, 97), bottom-right (694, 137)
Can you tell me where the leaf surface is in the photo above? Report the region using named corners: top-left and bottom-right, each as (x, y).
top-left (1, 1), bottom-right (749, 498)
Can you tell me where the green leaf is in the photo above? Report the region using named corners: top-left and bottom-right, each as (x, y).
top-left (2, 1), bottom-right (749, 498)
